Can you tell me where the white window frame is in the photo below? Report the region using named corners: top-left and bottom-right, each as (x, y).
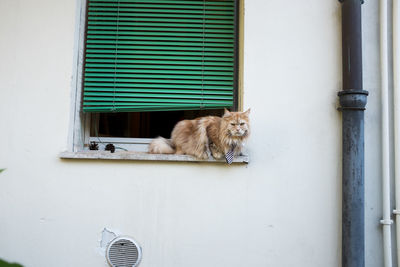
top-left (64, 0), bottom-right (248, 163)
top-left (68, 0), bottom-right (152, 153)
top-left (68, 0), bottom-right (88, 152)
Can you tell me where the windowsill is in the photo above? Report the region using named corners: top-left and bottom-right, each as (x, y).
top-left (59, 151), bottom-right (249, 164)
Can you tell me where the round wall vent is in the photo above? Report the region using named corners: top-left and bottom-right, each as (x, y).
top-left (106, 236), bottom-right (142, 267)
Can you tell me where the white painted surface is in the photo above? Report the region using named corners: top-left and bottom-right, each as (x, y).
top-left (380, 0), bottom-right (394, 266)
top-left (393, 0), bottom-right (400, 266)
top-left (362, 1), bottom-right (388, 266)
top-left (0, 1), bottom-right (385, 267)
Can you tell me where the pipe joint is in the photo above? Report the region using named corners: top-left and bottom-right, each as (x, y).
top-left (338, 90), bottom-right (369, 111)
top-left (338, 0), bottom-right (364, 4)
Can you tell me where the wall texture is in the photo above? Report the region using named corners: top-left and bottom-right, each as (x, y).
top-left (0, 0), bottom-right (383, 266)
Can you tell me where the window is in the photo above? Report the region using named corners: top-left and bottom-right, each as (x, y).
top-left (68, 0), bottom-right (242, 154)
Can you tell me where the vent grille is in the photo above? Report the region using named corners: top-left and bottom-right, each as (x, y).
top-left (106, 237), bottom-right (142, 267)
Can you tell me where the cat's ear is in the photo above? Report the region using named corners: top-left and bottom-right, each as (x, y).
top-left (223, 108), bottom-right (231, 117)
top-left (244, 108), bottom-right (251, 116)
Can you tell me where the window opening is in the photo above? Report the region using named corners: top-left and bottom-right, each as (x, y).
top-left (78, 0), bottom-right (240, 151)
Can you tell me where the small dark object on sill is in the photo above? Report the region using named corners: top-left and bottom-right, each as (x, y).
top-left (105, 143), bottom-right (115, 153)
top-left (89, 141), bottom-right (99, 150)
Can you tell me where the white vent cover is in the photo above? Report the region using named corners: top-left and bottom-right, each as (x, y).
top-left (106, 236), bottom-right (142, 267)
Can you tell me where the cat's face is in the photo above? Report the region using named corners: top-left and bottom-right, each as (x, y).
top-left (222, 108), bottom-right (250, 137)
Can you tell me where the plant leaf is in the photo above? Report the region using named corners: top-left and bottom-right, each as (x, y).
top-left (0, 258), bottom-right (24, 267)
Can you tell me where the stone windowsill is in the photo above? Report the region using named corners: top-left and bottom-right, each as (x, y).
top-left (59, 151), bottom-right (249, 164)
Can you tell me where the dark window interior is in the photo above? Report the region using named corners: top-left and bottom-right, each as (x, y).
top-left (91, 109), bottom-right (224, 139)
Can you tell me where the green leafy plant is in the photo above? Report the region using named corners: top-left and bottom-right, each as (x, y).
top-left (0, 259), bottom-right (23, 267)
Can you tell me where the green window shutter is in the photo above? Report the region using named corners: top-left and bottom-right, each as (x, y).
top-left (83, 0), bottom-right (237, 112)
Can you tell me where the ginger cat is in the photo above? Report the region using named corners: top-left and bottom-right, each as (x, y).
top-left (148, 108), bottom-right (250, 161)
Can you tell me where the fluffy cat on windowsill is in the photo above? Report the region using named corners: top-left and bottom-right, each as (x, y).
top-left (148, 108), bottom-right (250, 162)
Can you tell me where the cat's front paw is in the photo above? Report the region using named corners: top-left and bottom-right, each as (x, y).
top-left (209, 143), bottom-right (223, 159)
top-left (195, 151), bottom-right (209, 160)
top-left (211, 151), bottom-right (224, 160)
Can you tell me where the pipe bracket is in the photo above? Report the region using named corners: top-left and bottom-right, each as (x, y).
top-left (380, 219), bottom-right (394, 225)
top-left (337, 90), bottom-right (368, 111)
top-left (393, 210), bottom-right (400, 215)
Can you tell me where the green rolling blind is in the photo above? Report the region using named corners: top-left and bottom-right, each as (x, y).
top-left (83, 0), bottom-right (237, 112)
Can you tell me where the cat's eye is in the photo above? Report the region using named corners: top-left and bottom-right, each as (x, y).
top-left (240, 123), bottom-right (245, 126)
top-left (230, 123), bottom-right (236, 126)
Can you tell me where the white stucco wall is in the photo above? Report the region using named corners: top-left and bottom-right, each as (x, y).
top-left (362, 1), bottom-right (386, 266)
top-left (0, 0), bottom-right (384, 266)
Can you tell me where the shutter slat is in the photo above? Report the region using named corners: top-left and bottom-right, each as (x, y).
top-left (83, 0), bottom-right (236, 112)
top-left (84, 88), bottom-right (233, 94)
top-left (88, 22), bottom-right (234, 29)
top-left (84, 93), bottom-right (233, 99)
top-left (87, 40), bottom-right (234, 48)
top-left (86, 35), bottom-right (233, 43)
top-left (84, 78), bottom-right (233, 86)
top-left (85, 59), bottom-right (234, 66)
top-left (83, 105), bottom-right (230, 112)
top-left (88, 16), bottom-right (233, 24)
top-left (88, 11), bottom-right (233, 20)
top-left (85, 51), bottom-right (233, 57)
top-left (87, 26), bottom-right (234, 34)
top-left (84, 83), bottom-right (233, 90)
top-left (89, 3), bottom-right (234, 10)
top-left (85, 73), bottom-right (233, 80)
top-left (88, 7), bottom-right (233, 15)
top-left (87, 31), bottom-right (233, 39)
top-left (85, 64), bottom-right (233, 71)
top-left (88, 22), bottom-right (234, 30)
top-left (85, 68), bottom-right (233, 79)
top-left (85, 54), bottom-right (233, 62)
top-left (90, 0), bottom-right (233, 5)
top-left (84, 98), bottom-right (233, 104)
top-left (86, 45), bottom-right (233, 52)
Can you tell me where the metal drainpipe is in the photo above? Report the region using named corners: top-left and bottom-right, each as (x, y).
top-left (338, 0), bottom-right (368, 267)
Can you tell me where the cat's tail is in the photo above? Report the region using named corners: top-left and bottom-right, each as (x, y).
top-left (148, 137), bottom-right (175, 154)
